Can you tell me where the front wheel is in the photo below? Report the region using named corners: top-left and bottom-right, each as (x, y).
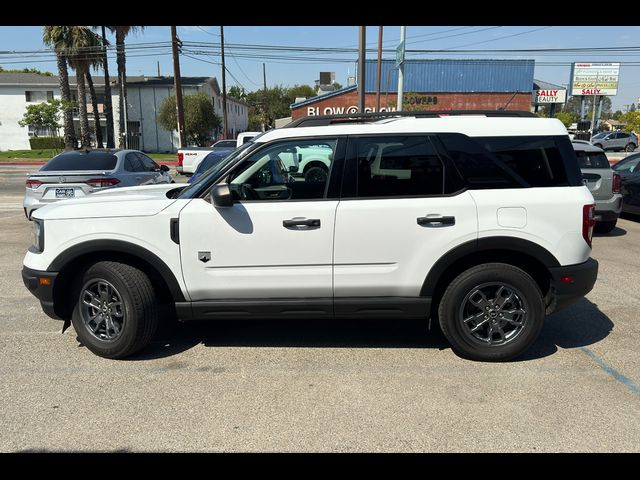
top-left (594, 143), bottom-right (603, 149)
top-left (438, 263), bottom-right (545, 362)
top-left (71, 261), bottom-right (158, 359)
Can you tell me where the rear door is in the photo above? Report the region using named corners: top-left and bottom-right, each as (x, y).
top-left (137, 153), bottom-right (166, 183)
top-left (333, 135), bottom-right (478, 307)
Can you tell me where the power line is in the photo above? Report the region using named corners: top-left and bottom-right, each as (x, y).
top-left (448, 26), bottom-right (553, 49)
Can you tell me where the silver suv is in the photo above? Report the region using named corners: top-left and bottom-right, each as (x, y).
top-left (590, 130), bottom-right (637, 152)
top-left (572, 141), bottom-right (622, 233)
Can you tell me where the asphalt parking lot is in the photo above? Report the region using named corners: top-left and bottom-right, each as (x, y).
top-left (0, 165), bottom-right (639, 452)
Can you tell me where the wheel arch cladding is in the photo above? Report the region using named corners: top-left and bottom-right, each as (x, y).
top-left (48, 240), bottom-right (186, 320)
top-left (422, 237), bottom-right (560, 312)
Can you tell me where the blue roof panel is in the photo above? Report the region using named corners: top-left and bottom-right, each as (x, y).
top-left (364, 59), bottom-right (535, 93)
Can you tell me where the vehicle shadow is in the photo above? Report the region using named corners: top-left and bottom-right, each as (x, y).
top-left (518, 298), bottom-right (613, 361)
top-left (130, 298), bottom-right (612, 362)
top-left (594, 226), bottom-right (627, 237)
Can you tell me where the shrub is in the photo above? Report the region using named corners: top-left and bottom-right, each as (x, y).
top-left (29, 136), bottom-right (64, 150)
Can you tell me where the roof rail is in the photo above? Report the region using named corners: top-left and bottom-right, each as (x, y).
top-left (283, 110), bottom-right (537, 128)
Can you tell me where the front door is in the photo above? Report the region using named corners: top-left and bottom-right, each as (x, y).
top-left (179, 137), bottom-right (342, 301)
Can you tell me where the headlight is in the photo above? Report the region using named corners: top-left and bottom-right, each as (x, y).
top-left (32, 218), bottom-right (44, 253)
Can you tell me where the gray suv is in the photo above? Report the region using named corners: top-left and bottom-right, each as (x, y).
top-left (572, 141), bottom-right (623, 232)
top-left (590, 130), bottom-right (637, 152)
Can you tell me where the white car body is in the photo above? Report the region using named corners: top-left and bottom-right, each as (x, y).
top-left (23, 114), bottom-right (599, 361)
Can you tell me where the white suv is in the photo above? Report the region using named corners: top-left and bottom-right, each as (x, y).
top-left (22, 112), bottom-right (598, 361)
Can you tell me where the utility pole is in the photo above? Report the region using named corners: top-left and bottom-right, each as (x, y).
top-left (262, 63), bottom-right (267, 131)
top-left (357, 26), bottom-right (366, 114)
top-left (221, 26), bottom-right (228, 139)
top-left (157, 61), bottom-right (160, 77)
top-left (397, 26), bottom-right (406, 112)
top-left (376, 26), bottom-right (383, 112)
top-left (590, 73), bottom-right (599, 138)
top-left (171, 26), bottom-right (186, 148)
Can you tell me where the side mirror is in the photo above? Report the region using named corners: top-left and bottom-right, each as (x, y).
top-left (210, 183), bottom-right (233, 208)
top-left (160, 164), bottom-right (170, 172)
top-left (288, 165), bottom-right (299, 173)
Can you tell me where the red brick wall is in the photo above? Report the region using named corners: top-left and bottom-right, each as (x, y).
top-left (291, 91), bottom-right (532, 120)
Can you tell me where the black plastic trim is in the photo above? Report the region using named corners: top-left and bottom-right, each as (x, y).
top-left (170, 218), bottom-right (180, 244)
top-left (176, 297), bottom-right (431, 321)
top-left (420, 237), bottom-right (561, 297)
top-left (548, 258), bottom-right (598, 313)
top-left (594, 210), bottom-right (619, 222)
top-left (47, 240), bottom-right (186, 302)
top-left (22, 266), bottom-right (61, 320)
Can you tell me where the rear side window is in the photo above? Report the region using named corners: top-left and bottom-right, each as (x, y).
top-left (475, 136), bottom-right (570, 187)
top-left (575, 150), bottom-right (610, 169)
top-left (347, 136), bottom-right (446, 197)
top-left (41, 151), bottom-right (117, 171)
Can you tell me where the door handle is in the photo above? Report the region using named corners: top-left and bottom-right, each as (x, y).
top-left (283, 218), bottom-right (321, 228)
top-left (417, 215), bottom-right (455, 226)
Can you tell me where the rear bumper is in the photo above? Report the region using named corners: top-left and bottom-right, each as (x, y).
top-left (594, 194), bottom-right (623, 222)
top-left (22, 266), bottom-right (61, 320)
top-left (548, 258), bottom-right (598, 313)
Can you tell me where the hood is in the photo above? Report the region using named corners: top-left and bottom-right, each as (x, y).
top-left (33, 183), bottom-right (185, 221)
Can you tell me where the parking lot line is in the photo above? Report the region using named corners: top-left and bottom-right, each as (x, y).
top-left (580, 346), bottom-right (640, 397)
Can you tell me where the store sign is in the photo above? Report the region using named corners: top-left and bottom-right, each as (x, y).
top-left (532, 89), bottom-right (567, 104)
top-left (405, 94), bottom-right (438, 106)
top-left (306, 106), bottom-right (397, 116)
top-left (570, 63), bottom-right (620, 96)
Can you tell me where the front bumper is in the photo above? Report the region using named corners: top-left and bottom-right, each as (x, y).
top-left (22, 266), bottom-right (61, 320)
top-left (548, 258), bottom-right (599, 313)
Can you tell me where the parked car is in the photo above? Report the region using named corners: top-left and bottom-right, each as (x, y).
top-left (572, 141), bottom-right (623, 233)
top-left (187, 150), bottom-right (231, 184)
top-left (612, 152), bottom-right (640, 215)
top-left (176, 146), bottom-right (233, 176)
top-left (22, 111), bottom-right (598, 362)
top-left (590, 130), bottom-right (637, 152)
top-left (23, 149), bottom-right (173, 220)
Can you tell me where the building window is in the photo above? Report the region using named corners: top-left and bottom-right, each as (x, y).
top-left (28, 125), bottom-right (57, 137)
top-left (25, 91), bottom-right (54, 102)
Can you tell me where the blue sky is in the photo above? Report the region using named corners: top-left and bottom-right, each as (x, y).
top-left (1, 25), bottom-right (639, 111)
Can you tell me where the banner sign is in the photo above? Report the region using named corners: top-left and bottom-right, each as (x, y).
top-left (570, 63), bottom-right (620, 96)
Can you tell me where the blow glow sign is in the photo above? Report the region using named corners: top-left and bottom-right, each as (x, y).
top-left (306, 106), bottom-right (397, 115)
top-left (570, 63), bottom-right (620, 96)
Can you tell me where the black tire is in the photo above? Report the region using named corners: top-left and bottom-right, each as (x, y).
top-left (625, 143), bottom-right (636, 152)
top-left (594, 143), bottom-right (603, 150)
top-left (595, 219), bottom-right (617, 233)
top-left (437, 263), bottom-right (545, 362)
top-left (71, 261), bottom-right (158, 359)
top-left (304, 165), bottom-right (328, 183)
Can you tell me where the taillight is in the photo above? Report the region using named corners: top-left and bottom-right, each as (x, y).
top-left (26, 179), bottom-right (42, 190)
top-left (86, 178), bottom-right (121, 188)
top-left (612, 173), bottom-right (622, 194)
top-left (177, 152), bottom-right (184, 167)
top-left (583, 204), bottom-right (595, 248)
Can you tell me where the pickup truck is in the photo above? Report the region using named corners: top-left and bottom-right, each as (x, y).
top-left (176, 132), bottom-right (261, 176)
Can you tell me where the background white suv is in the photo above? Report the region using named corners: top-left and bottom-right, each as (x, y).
top-left (22, 112), bottom-right (598, 362)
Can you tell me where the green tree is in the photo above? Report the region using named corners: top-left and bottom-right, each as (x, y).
top-left (91, 27), bottom-right (116, 148)
top-left (64, 27), bottom-right (104, 148)
top-left (554, 111), bottom-right (577, 128)
top-left (18, 98), bottom-right (65, 135)
top-left (228, 85), bottom-right (246, 100)
top-left (0, 66), bottom-right (53, 76)
top-left (286, 84), bottom-right (316, 104)
top-left (612, 110), bottom-right (623, 120)
top-left (158, 93), bottom-right (222, 146)
top-left (42, 26), bottom-right (77, 150)
top-left (619, 111), bottom-right (640, 133)
top-left (107, 26), bottom-right (145, 148)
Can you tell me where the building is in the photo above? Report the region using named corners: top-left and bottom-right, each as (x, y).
top-left (290, 59), bottom-right (535, 120)
top-left (0, 72), bottom-right (249, 152)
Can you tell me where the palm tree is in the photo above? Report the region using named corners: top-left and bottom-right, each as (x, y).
top-left (107, 26), bottom-right (145, 148)
top-left (65, 27), bottom-right (103, 148)
top-left (42, 26), bottom-right (77, 150)
top-left (92, 26), bottom-right (115, 148)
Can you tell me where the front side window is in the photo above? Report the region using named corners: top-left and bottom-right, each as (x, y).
top-left (137, 153), bottom-right (160, 172)
top-left (124, 153), bottom-right (145, 172)
top-left (227, 138), bottom-right (337, 201)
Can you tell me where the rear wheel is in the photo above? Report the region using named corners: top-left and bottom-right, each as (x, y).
top-left (595, 219), bottom-right (617, 233)
top-left (71, 261), bottom-right (158, 359)
top-left (438, 263), bottom-right (545, 362)
top-left (625, 143), bottom-right (636, 152)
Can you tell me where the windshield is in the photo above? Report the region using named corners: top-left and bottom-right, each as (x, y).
top-left (177, 141), bottom-right (259, 199)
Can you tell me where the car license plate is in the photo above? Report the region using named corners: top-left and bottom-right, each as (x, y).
top-left (55, 188), bottom-right (75, 198)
